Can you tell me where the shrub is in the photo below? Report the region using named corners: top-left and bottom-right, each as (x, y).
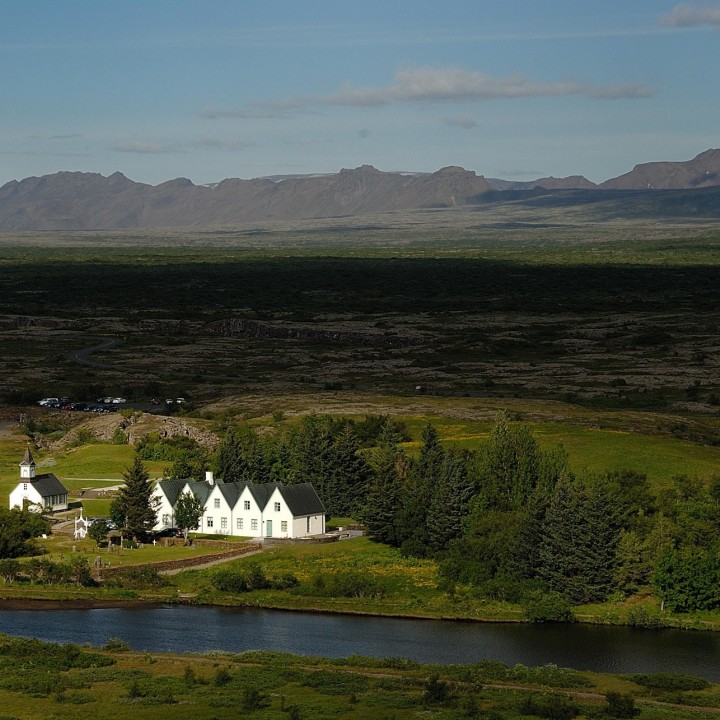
top-left (422, 674), bottom-right (451, 706)
top-left (214, 667), bottom-right (233, 687)
top-left (212, 569), bottom-right (248, 593)
top-left (626, 606), bottom-right (667, 629)
top-left (104, 566), bottom-right (167, 589)
top-left (103, 637), bottom-right (131, 652)
top-left (241, 687), bottom-right (268, 711)
top-left (605, 692), bottom-right (639, 718)
top-left (626, 672), bottom-right (710, 692)
top-left (111, 428), bottom-right (128, 445)
top-left (299, 571), bottom-right (386, 599)
top-left (523, 591), bottom-right (574, 623)
top-left (518, 693), bottom-right (579, 719)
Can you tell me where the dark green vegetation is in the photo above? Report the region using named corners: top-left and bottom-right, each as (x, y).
top-left (0, 635), bottom-right (718, 719)
top-left (0, 507), bottom-right (49, 558)
top-left (3, 221), bottom-right (720, 427)
top-left (204, 414), bottom-right (720, 618)
top-left (109, 458), bottom-right (157, 540)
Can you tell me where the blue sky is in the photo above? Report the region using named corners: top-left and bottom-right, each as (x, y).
top-left (1, 1), bottom-right (719, 185)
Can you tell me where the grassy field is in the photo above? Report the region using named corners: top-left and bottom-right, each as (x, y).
top-left (0, 633), bottom-right (718, 720)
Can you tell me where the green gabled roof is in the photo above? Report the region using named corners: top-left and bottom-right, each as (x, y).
top-left (277, 483), bottom-right (325, 517)
top-left (156, 478), bottom-right (187, 507)
top-left (186, 480), bottom-right (212, 505)
top-left (217, 481), bottom-right (246, 507)
top-left (248, 482), bottom-right (282, 510)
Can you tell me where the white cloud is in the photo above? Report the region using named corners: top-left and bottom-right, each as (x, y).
top-left (200, 67), bottom-right (652, 122)
top-left (661, 3), bottom-right (720, 28)
top-left (318, 67), bottom-right (652, 106)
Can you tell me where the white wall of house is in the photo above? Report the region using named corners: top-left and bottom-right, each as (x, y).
top-left (153, 488), bottom-right (175, 530)
top-left (264, 487), bottom-right (298, 538)
top-left (292, 514), bottom-right (325, 538)
top-left (9, 482), bottom-right (44, 510)
top-left (231, 486), bottom-right (262, 537)
top-left (201, 484), bottom-right (233, 535)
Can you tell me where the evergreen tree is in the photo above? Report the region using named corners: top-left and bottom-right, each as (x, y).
top-left (110, 457), bottom-right (157, 540)
top-left (614, 529), bottom-right (652, 595)
top-left (426, 449), bottom-right (474, 556)
top-left (397, 423), bottom-right (445, 555)
top-left (325, 424), bottom-right (369, 517)
top-left (481, 415), bottom-right (541, 510)
top-left (361, 421), bottom-right (407, 546)
top-left (537, 476), bottom-right (621, 604)
top-left (215, 425), bottom-right (269, 484)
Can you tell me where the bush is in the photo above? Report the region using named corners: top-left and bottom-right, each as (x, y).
top-left (111, 428), bottom-right (128, 445)
top-left (518, 693), bottom-right (579, 719)
top-left (103, 566), bottom-right (167, 590)
top-left (103, 637), bottom-right (131, 652)
top-left (299, 571), bottom-right (386, 599)
top-left (605, 692), bottom-right (639, 718)
top-left (626, 672), bottom-right (710, 692)
top-left (625, 606), bottom-right (667, 629)
top-left (422, 674), bottom-right (451, 706)
top-left (523, 591), bottom-right (574, 623)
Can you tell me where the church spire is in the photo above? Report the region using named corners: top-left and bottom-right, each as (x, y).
top-left (19, 447), bottom-right (36, 480)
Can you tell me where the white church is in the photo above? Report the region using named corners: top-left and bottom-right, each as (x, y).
top-left (8, 448), bottom-right (69, 512)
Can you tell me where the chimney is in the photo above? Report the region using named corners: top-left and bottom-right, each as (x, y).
top-left (205, 471), bottom-right (214, 486)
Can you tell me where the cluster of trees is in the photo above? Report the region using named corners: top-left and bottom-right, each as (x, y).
top-left (0, 507), bottom-right (50, 559)
top-left (121, 412), bottom-right (720, 613)
top-left (357, 415), bottom-right (720, 612)
top-left (159, 414), bottom-right (405, 518)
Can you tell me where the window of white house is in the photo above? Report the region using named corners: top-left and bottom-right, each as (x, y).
top-left (244, 500), bottom-right (250, 510)
top-left (281, 521), bottom-right (288, 532)
top-left (221, 517), bottom-right (227, 529)
top-left (251, 519), bottom-right (258, 531)
top-left (236, 518), bottom-right (243, 530)
top-left (214, 498), bottom-right (220, 508)
top-left (274, 502), bottom-right (281, 511)
top-left (162, 514), bottom-right (170, 525)
top-left (22, 484), bottom-right (27, 491)
top-left (207, 517), bottom-right (214, 528)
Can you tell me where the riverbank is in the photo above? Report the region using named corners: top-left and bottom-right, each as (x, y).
top-left (4, 535), bottom-right (720, 634)
top-left (0, 632), bottom-right (719, 719)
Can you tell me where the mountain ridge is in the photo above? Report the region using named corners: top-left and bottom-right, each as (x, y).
top-left (1, 149), bottom-right (719, 230)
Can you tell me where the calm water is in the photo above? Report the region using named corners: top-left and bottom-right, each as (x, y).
top-left (1, 606), bottom-right (719, 680)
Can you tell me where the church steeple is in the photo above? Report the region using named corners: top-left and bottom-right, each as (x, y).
top-left (19, 447), bottom-right (36, 480)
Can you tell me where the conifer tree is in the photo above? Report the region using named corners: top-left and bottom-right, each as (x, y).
top-left (481, 415), bottom-right (540, 510)
top-left (110, 457), bottom-right (157, 540)
top-left (537, 477), bottom-right (621, 604)
top-left (397, 422), bottom-right (445, 555)
top-left (427, 449), bottom-right (474, 555)
top-left (361, 421), bottom-right (406, 546)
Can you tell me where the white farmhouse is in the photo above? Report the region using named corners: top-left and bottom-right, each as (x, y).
top-left (154, 471), bottom-right (325, 539)
top-left (8, 448), bottom-right (69, 512)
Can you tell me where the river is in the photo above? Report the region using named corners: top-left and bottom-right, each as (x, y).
top-left (1, 605), bottom-right (719, 680)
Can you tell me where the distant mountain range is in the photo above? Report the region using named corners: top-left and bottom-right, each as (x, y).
top-left (1, 149), bottom-right (720, 230)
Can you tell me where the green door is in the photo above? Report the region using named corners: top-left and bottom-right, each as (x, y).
top-left (266, 519), bottom-right (273, 537)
